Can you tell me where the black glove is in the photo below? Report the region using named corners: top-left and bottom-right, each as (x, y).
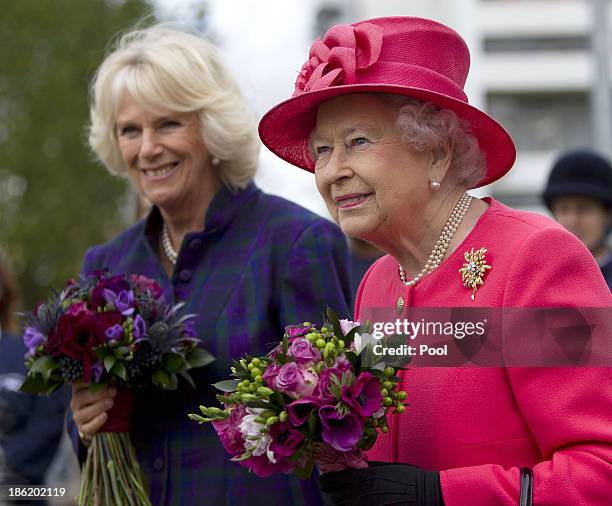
top-left (319, 462), bottom-right (444, 506)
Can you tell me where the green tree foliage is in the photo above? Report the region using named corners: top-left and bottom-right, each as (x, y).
top-left (0, 0), bottom-right (153, 310)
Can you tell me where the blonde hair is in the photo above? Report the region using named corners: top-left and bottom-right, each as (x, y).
top-left (88, 24), bottom-right (259, 191)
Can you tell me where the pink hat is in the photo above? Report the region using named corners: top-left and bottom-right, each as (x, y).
top-left (259, 16), bottom-right (516, 188)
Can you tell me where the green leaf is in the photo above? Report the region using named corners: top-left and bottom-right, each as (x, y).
top-left (104, 355), bottom-right (116, 372)
top-left (212, 379), bottom-right (240, 392)
top-left (344, 323), bottom-right (369, 345)
top-left (30, 355), bottom-right (59, 381)
top-left (19, 374), bottom-right (48, 394)
top-left (281, 335), bottom-right (288, 356)
top-left (178, 371), bottom-right (196, 389)
top-left (187, 348), bottom-right (215, 368)
top-left (153, 369), bottom-right (171, 387)
top-left (162, 374), bottom-right (178, 390)
top-left (326, 306), bottom-right (342, 337)
top-left (162, 353), bottom-right (185, 373)
top-left (244, 399), bottom-right (272, 409)
top-left (113, 346), bottom-right (129, 359)
top-left (308, 410), bottom-right (318, 436)
top-left (111, 361), bottom-right (126, 381)
top-left (95, 347), bottom-right (108, 361)
top-left (359, 428), bottom-right (380, 451)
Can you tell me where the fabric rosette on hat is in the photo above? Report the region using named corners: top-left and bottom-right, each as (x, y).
top-left (259, 16), bottom-right (515, 188)
top-left (190, 308), bottom-right (411, 478)
top-left (20, 271), bottom-right (215, 506)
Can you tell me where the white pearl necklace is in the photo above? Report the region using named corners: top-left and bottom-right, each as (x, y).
top-left (399, 193), bottom-right (472, 287)
top-left (161, 223), bottom-right (178, 265)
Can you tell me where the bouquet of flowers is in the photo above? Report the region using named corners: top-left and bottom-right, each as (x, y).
top-left (20, 271), bottom-right (215, 506)
top-left (189, 309), bottom-right (409, 478)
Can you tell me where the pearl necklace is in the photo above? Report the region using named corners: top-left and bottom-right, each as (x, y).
top-left (161, 223), bottom-right (178, 265)
top-left (399, 193), bottom-right (472, 286)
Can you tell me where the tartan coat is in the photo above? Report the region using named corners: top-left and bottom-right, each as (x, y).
top-left (69, 182), bottom-right (352, 505)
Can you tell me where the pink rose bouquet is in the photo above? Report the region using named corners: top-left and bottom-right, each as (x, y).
top-left (189, 308), bottom-right (410, 478)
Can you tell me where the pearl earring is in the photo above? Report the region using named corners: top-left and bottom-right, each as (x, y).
top-left (211, 157), bottom-right (220, 166)
top-left (430, 178), bottom-right (441, 190)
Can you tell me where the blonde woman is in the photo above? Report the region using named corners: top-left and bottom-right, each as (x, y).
top-left (69, 25), bottom-right (351, 505)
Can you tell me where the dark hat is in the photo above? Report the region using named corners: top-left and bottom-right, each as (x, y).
top-left (543, 149), bottom-right (612, 209)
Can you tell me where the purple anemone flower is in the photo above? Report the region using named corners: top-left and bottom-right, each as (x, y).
top-left (341, 372), bottom-right (383, 417)
top-left (319, 405), bottom-right (364, 452)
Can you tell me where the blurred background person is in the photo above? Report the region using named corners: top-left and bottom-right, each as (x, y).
top-left (543, 149), bottom-right (612, 289)
top-left (0, 248), bottom-right (69, 505)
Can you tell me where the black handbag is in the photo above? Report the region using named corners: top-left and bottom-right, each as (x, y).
top-left (519, 468), bottom-right (533, 506)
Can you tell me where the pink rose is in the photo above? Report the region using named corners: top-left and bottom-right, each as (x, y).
top-left (262, 363), bottom-right (281, 388)
top-left (275, 362), bottom-right (318, 398)
top-left (212, 404), bottom-right (247, 455)
top-left (288, 338), bottom-right (321, 366)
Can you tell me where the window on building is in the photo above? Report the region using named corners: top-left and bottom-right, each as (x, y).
top-left (314, 6), bottom-right (343, 38)
top-left (484, 36), bottom-right (589, 53)
top-left (487, 91), bottom-right (590, 151)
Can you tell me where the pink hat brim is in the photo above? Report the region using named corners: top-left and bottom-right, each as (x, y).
top-left (259, 83), bottom-right (516, 189)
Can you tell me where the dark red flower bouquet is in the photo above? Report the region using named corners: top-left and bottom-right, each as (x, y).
top-left (21, 271), bottom-right (214, 506)
top-left (189, 309), bottom-right (410, 478)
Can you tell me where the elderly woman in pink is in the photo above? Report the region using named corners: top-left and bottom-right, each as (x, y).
top-left (259, 16), bottom-right (612, 506)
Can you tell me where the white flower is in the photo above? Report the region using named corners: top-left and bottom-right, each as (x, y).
top-left (354, 332), bottom-right (377, 354)
top-left (239, 408), bottom-right (271, 456)
top-left (339, 319), bottom-right (360, 335)
top-left (266, 441), bottom-right (277, 463)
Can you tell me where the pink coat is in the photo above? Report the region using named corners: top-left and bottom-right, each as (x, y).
top-left (357, 199), bottom-right (612, 505)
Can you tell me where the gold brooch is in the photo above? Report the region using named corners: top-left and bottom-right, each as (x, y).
top-left (459, 248), bottom-right (491, 300)
top-left (395, 296), bottom-right (405, 314)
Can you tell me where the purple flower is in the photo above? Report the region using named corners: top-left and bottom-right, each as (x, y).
top-left (313, 366), bottom-right (346, 402)
top-left (340, 372), bottom-right (383, 417)
top-left (240, 454), bottom-right (294, 478)
top-left (103, 289), bottom-right (134, 316)
top-left (333, 357), bottom-right (353, 373)
top-left (339, 319), bottom-right (360, 335)
top-left (105, 323), bottom-right (124, 342)
top-left (23, 327), bottom-right (45, 356)
top-left (182, 319), bottom-right (196, 338)
top-left (212, 404), bottom-right (247, 455)
top-left (275, 362), bottom-right (302, 392)
top-left (262, 363), bottom-right (281, 388)
top-left (115, 290), bottom-right (135, 315)
top-left (275, 362), bottom-right (316, 397)
top-left (129, 274), bottom-right (163, 299)
top-left (66, 301), bottom-right (88, 316)
top-left (90, 274), bottom-right (129, 310)
top-left (288, 338), bottom-right (321, 365)
top-left (133, 315), bottom-right (146, 339)
top-left (285, 324), bottom-right (312, 338)
top-left (319, 405), bottom-right (364, 452)
top-left (287, 397), bottom-right (319, 426)
top-left (269, 421), bottom-right (304, 459)
top-left (91, 362), bottom-right (104, 382)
